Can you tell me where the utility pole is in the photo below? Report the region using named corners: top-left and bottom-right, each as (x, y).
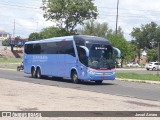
top-left (36, 21), bottom-right (38, 32)
top-left (116, 0), bottom-right (119, 34)
top-left (13, 19), bottom-right (15, 38)
top-left (157, 42), bottom-right (160, 76)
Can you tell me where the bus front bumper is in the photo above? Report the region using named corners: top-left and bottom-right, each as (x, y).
top-left (81, 70), bottom-right (116, 81)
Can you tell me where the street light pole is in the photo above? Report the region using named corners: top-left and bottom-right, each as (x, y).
top-left (157, 42), bottom-right (160, 76)
top-left (116, 0), bottom-right (119, 34)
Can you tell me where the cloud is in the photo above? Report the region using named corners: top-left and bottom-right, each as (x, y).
top-left (1, 0), bottom-right (160, 40)
top-left (93, 0), bottom-right (160, 40)
top-left (0, 0), bottom-right (50, 37)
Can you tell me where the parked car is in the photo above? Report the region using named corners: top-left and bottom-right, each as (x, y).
top-left (117, 63), bottom-right (121, 68)
top-left (127, 62), bottom-right (139, 67)
top-left (115, 61), bottom-right (121, 68)
top-left (145, 62), bottom-right (160, 70)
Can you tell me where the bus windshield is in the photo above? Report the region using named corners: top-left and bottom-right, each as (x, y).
top-left (87, 43), bottom-right (114, 69)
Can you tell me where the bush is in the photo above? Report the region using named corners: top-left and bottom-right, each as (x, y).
top-left (2, 39), bottom-right (10, 46)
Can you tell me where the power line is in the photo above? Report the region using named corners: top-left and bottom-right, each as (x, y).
top-left (0, 13), bottom-right (43, 21)
top-left (98, 6), bottom-right (160, 13)
top-left (99, 14), bottom-right (160, 19)
top-left (0, 0), bottom-right (40, 5)
top-left (0, 2), bottom-right (40, 10)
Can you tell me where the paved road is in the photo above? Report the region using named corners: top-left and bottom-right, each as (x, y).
top-left (0, 69), bottom-right (160, 101)
top-left (116, 68), bottom-right (159, 74)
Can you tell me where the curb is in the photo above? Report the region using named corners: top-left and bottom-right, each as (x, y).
top-left (116, 78), bottom-right (160, 84)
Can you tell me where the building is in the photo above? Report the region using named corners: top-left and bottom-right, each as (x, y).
top-left (135, 50), bottom-right (147, 65)
top-left (0, 30), bottom-right (10, 46)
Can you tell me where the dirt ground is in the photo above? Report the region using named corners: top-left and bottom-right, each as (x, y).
top-left (0, 78), bottom-right (159, 120)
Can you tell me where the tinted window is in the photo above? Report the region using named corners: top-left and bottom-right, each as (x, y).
top-left (46, 42), bottom-right (58, 54)
top-left (33, 43), bottom-right (41, 54)
top-left (25, 41), bottom-right (75, 56)
top-left (25, 44), bottom-right (34, 54)
top-left (40, 43), bottom-right (47, 54)
top-left (25, 42), bottom-right (58, 54)
top-left (58, 41), bottom-right (75, 57)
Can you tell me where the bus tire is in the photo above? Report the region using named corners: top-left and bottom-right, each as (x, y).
top-left (31, 67), bottom-right (36, 78)
top-left (71, 71), bottom-right (80, 84)
top-left (36, 68), bottom-right (42, 79)
top-left (95, 80), bottom-right (103, 85)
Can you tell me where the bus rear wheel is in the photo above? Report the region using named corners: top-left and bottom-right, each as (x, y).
top-left (36, 68), bottom-right (42, 79)
top-left (31, 68), bottom-right (36, 78)
top-left (95, 80), bottom-right (103, 85)
top-left (71, 71), bottom-right (80, 84)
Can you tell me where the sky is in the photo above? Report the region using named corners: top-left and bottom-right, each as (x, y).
top-left (1, 0), bottom-right (160, 40)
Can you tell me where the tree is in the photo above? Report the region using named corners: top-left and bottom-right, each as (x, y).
top-left (112, 26), bottom-right (124, 38)
top-left (106, 34), bottom-right (135, 67)
top-left (28, 32), bottom-right (41, 41)
top-left (28, 27), bottom-right (71, 40)
top-left (147, 49), bottom-right (157, 62)
top-left (131, 22), bottom-right (160, 49)
top-left (78, 21), bottom-right (112, 37)
top-left (41, 0), bottom-right (98, 34)
top-left (39, 27), bottom-right (69, 39)
top-left (15, 36), bottom-right (21, 40)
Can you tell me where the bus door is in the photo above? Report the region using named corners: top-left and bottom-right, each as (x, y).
top-left (76, 46), bottom-right (89, 79)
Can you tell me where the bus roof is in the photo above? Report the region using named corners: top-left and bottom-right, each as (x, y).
top-left (74, 35), bottom-right (111, 45)
top-left (25, 36), bottom-right (74, 44)
top-left (25, 35), bottom-right (111, 45)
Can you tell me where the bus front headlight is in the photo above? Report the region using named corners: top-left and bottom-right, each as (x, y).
top-left (87, 70), bottom-right (96, 74)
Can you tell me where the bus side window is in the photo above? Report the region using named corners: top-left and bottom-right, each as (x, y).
top-left (33, 44), bottom-right (41, 54)
top-left (58, 41), bottom-right (76, 57)
top-left (65, 41), bottom-right (76, 57)
top-left (46, 42), bottom-right (58, 54)
top-left (25, 44), bottom-right (33, 54)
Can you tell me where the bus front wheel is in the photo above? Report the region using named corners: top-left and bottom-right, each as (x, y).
top-left (71, 71), bottom-right (80, 84)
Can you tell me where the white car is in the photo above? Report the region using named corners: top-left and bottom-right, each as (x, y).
top-left (145, 62), bottom-right (160, 70)
top-left (127, 62), bottom-right (139, 67)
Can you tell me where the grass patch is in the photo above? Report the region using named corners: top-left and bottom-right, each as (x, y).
top-left (116, 72), bottom-right (160, 81)
top-left (0, 58), bottom-right (22, 63)
top-left (0, 65), bottom-right (17, 69)
top-left (0, 59), bottom-right (21, 69)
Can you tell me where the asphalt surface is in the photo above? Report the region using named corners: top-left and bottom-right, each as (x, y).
top-left (116, 68), bottom-right (159, 74)
top-left (0, 69), bottom-right (160, 101)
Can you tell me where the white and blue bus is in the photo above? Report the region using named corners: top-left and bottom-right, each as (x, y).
top-left (24, 35), bottom-right (120, 84)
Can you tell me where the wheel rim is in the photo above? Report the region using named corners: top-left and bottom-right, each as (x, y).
top-left (32, 69), bottom-right (36, 78)
top-left (72, 71), bottom-right (79, 84)
top-left (73, 74), bottom-right (77, 81)
top-left (37, 69), bottom-right (41, 78)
